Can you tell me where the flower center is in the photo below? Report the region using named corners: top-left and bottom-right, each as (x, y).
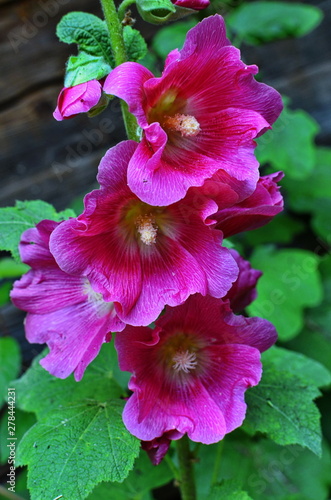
top-left (135, 214), bottom-right (158, 246)
top-left (172, 350), bottom-right (198, 373)
top-left (163, 114), bottom-right (201, 137)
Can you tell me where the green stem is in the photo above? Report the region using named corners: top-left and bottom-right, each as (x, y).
top-left (118, 0), bottom-right (136, 20)
top-left (211, 439), bottom-right (224, 486)
top-left (99, 0), bottom-right (138, 140)
top-left (176, 436), bottom-right (197, 500)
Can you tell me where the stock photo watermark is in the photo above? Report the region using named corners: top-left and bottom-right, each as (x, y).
top-left (6, 387), bottom-right (16, 493)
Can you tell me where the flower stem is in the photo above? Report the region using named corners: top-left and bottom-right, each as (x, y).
top-left (118, 0), bottom-right (136, 20)
top-left (176, 435), bottom-right (197, 500)
top-left (99, 0), bottom-right (138, 140)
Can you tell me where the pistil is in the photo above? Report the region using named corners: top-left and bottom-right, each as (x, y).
top-left (163, 114), bottom-right (201, 137)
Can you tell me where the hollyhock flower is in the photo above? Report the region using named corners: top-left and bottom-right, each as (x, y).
top-left (115, 294), bottom-right (277, 444)
top-left (214, 172), bottom-right (284, 238)
top-left (10, 220), bottom-right (124, 381)
top-left (172, 0), bottom-right (209, 9)
top-left (50, 141), bottom-right (238, 327)
top-left (225, 249), bottom-right (262, 312)
top-left (53, 80), bottom-right (102, 121)
top-left (141, 430), bottom-right (182, 465)
top-left (103, 15), bottom-right (283, 206)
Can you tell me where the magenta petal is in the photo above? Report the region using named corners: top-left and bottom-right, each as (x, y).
top-left (26, 300), bottom-right (120, 380)
top-left (53, 80), bottom-right (102, 121)
top-left (225, 249), bottom-right (262, 312)
top-left (215, 171), bottom-right (284, 237)
top-left (103, 63), bottom-right (153, 127)
top-left (202, 343), bottom-right (262, 433)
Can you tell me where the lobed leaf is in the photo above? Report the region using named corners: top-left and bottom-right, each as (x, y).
top-left (247, 247), bottom-right (323, 340)
top-left (0, 200), bottom-right (75, 262)
top-left (87, 451), bottom-right (174, 499)
top-left (17, 400), bottom-right (140, 500)
top-left (15, 344), bottom-right (125, 419)
top-left (56, 12), bottom-right (114, 65)
top-left (243, 347), bottom-right (330, 456)
top-left (256, 106), bottom-right (319, 180)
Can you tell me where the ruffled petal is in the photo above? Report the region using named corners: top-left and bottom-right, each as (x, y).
top-left (202, 343), bottom-right (262, 433)
top-left (103, 63), bottom-right (153, 127)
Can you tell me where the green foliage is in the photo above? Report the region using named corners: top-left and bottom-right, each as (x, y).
top-left (0, 337), bottom-right (21, 407)
top-left (247, 247), bottom-right (323, 341)
top-left (244, 213), bottom-right (305, 246)
top-left (58, 13), bottom-right (147, 87)
top-left (0, 282), bottom-right (12, 306)
top-left (151, 18), bottom-right (197, 59)
top-left (227, 1), bottom-right (323, 45)
top-left (87, 451), bottom-right (174, 499)
top-left (244, 346), bottom-right (330, 456)
top-left (213, 437), bottom-right (331, 500)
top-left (196, 437), bottom-right (331, 500)
top-left (57, 12), bottom-right (114, 65)
top-left (283, 147), bottom-right (331, 241)
top-left (256, 105), bottom-right (319, 179)
top-left (0, 200), bottom-right (75, 262)
top-left (123, 26), bottom-right (148, 63)
top-left (0, 258), bottom-right (28, 278)
top-left (64, 52), bottom-right (112, 87)
top-left (207, 481), bottom-right (253, 499)
top-left (17, 400), bottom-right (140, 500)
top-left (14, 345), bottom-right (139, 500)
top-left (15, 344), bottom-right (125, 419)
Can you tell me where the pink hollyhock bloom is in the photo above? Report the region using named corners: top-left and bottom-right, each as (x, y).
top-left (214, 171), bottom-right (284, 238)
top-left (173, 0), bottom-right (209, 9)
top-left (10, 220), bottom-right (124, 381)
top-left (115, 294), bottom-right (277, 444)
top-left (53, 80), bottom-right (102, 121)
top-left (103, 15), bottom-right (283, 206)
top-left (225, 249), bottom-right (262, 312)
top-left (141, 430), bottom-right (182, 465)
top-left (50, 141), bottom-right (238, 327)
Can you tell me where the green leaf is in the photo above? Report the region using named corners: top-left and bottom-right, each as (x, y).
top-left (87, 451), bottom-right (174, 499)
top-left (262, 346), bottom-right (331, 388)
top-left (247, 247), bottom-right (323, 341)
top-left (0, 201), bottom-right (75, 262)
top-left (256, 106), bottom-right (319, 179)
top-left (208, 481), bottom-right (253, 500)
top-left (245, 213), bottom-right (305, 246)
top-left (244, 347), bottom-right (327, 455)
top-left (151, 19), bottom-right (197, 59)
top-left (287, 256), bottom-right (331, 373)
top-left (227, 2), bottom-right (323, 45)
top-left (0, 337), bottom-right (21, 407)
top-left (283, 148), bottom-right (331, 211)
top-left (0, 282), bottom-right (12, 306)
top-left (197, 436), bottom-right (331, 500)
top-left (123, 26), bottom-right (147, 63)
top-left (17, 400), bottom-right (140, 500)
top-left (0, 409), bottom-right (36, 464)
top-left (57, 12), bottom-right (113, 64)
top-left (0, 258), bottom-right (29, 278)
top-left (15, 344), bottom-right (125, 419)
top-left (64, 51), bottom-right (111, 87)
